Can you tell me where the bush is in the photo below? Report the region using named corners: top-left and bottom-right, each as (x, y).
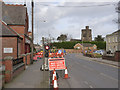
top-left (85, 53), bottom-right (102, 58)
top-left (51, 41), bottom-right (106, 50)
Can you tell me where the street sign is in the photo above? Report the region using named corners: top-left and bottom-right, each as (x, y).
top-left (58, 49), bottom-right (62, 54)
top-left (4, 48), bottom-right (13, 53)
top-left (48, 58), bottom-right (66, 70)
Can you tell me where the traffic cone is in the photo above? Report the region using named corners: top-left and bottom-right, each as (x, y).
top-left (52, 69), bottom-right (56, 85)
top-left (64, 67), bottom-right (70, 79)
top-left (53, 76), bottom-right (58, 90)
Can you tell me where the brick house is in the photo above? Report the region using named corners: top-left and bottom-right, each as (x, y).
top-left (2, 2), bottom-right (31, 55)
top-left (0, 21), bottom-right (23, 59)
top-left (74, 43), bottom-right (97, 53)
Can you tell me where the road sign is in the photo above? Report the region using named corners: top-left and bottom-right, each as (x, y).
top-left (48, 58), bottom-right (66, 70)
top-left (58, 49), bottom-right (62, 54)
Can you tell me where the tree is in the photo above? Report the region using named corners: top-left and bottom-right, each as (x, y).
top-left (115, 1), bottom-right (120, 28)
top-left (57, 34), bottom-right (67, 42)
top-left (94, 35), bottom-right (104, 41)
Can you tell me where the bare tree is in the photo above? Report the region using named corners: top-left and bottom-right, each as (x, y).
top-left (115, 1), bottom-right (120, 29)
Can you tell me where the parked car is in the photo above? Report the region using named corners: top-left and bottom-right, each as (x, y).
top-left (93, 50), bottom-right (105, 55)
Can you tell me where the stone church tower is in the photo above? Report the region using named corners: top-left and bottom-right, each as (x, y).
top-left (81, 26), bottom-right (92, 42)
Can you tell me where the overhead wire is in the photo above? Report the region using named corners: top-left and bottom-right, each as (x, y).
top-left (38, 3), bottom-right (117, 7)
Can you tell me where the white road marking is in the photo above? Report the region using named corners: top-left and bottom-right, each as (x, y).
top-left (100, 73), bottom-right (118, 82)
top-left (84, 81), bottom-right (94, 88)
top-left (89, 85), bottom-right (93, 88)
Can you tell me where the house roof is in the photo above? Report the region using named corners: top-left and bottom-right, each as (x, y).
top-left (0, 21), bottom-right (16, 36)
top-left (74, 43), bottom-right (95, 47)
top-left (0, 21), bottom-right (23, 39)
top-left (2, 3), bottom-right (27, 25)
top-left (106, 30), bottom-right (120, 37)
top-left (81, 43), bottom-right (95, 47)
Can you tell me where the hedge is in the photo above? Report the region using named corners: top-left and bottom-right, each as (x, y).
top-left (51, 41), bottom-right (106, 50)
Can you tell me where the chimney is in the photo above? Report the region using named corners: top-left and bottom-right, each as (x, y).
top-left (86, 26), bottom-right (89, 29)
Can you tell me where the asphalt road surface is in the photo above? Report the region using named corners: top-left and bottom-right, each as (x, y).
top-left (57, 53), bottom-right (119, 88)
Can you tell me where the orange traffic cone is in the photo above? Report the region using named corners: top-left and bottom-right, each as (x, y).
top-left (52, 69), bottom-right (56, 85)
top-left (53, 76), bottom-right (58, 90)
top-left (64, 67), bottom-right (70, 79)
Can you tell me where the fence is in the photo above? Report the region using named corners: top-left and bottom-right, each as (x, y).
top-left (0, 52), bottom-right (34, 88)
top-left (0, 61), bottom-right (5, 89)
top-left (102, 51), bottom-right (120, 62)
top-left (12, 57), bottom-right (25, 77)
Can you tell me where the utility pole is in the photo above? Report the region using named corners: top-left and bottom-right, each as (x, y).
top-left (31, 0), bottom-right (34, 64)
top-left (42, 37), bottom-right (45, 71)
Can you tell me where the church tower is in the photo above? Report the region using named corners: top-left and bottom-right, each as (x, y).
top-left (81, 26), bottom-right (92, 42)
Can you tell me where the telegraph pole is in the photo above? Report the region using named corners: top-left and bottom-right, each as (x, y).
top-left (42, 37), bottom-right (45, 71)
top-left (31, 0), bottom-right (34, 64)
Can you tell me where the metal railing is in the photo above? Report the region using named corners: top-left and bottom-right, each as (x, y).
top-left (12, 57), bottom-right (24, 72)
top-left (12, 57), bottom-right (24, 66)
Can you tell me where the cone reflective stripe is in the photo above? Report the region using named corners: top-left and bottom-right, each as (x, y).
top-left (53, 76), bottom-right (58, 89)
top-left (64, 67), bottom-right (69, 79)
top-left (52, 69), bottom-right (56, 85)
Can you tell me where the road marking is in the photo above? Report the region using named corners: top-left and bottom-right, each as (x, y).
top-left (100, 73), bottom-right (118, 82)
top-left (84, 81), bottom-right (94, 88)
top-left (89, 85), bottom-right (93, 88)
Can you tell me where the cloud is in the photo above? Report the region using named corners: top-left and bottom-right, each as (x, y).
top-left (3, 0), bottom-right (119, 44)
top-left (3, 0), bottom-right (119, 3)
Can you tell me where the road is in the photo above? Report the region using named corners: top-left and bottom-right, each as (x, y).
top-left (57, 53), bottom-right (118, 88)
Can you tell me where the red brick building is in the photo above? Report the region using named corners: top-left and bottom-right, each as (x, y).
top-left (0, 21), bottom-right (23, 59)
top-left (1, 2), bottom-right (31, 59)
top-left (74, 43), bottom-right (97, 53)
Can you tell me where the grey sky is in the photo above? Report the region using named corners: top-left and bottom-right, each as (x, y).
top-left (3, 0), bottom-right (119, 44)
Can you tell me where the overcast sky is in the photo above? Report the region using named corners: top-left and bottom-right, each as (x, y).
top-left (3, 0), bottom-right (119, 44)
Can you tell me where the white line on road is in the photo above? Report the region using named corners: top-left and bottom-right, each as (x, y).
top-left (84, 81), bottom-right (94, 88)
top-left (89, 85), bottom-right (93, 88)
top-left (100, 73), bottom-right (118, 82)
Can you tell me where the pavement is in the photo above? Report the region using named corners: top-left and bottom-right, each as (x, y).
top-left (57, 53), bottom-right (119, 88)
top-left (3, 59), bottom-right (50, 88)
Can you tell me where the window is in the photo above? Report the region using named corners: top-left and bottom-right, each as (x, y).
top-left (116, 46), bottom-right (118, 51)
top-left (113, 37), bottom-right (114, 42)
top-left (94, 47), bottom-right (96, 49)
top-left (109, 38), bottom-right (110, 43)
top-left (116, 37), bottom-right (118, 42)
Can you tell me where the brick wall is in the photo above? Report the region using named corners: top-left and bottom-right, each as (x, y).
top-left (1, 37), bottom-right (17, 59)
top-left (65, 49), bottom-right (82, 53)
top-left (9, 25), bottom-right (25, 35)
top-left (9, 25), bottom-right (25, 54)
